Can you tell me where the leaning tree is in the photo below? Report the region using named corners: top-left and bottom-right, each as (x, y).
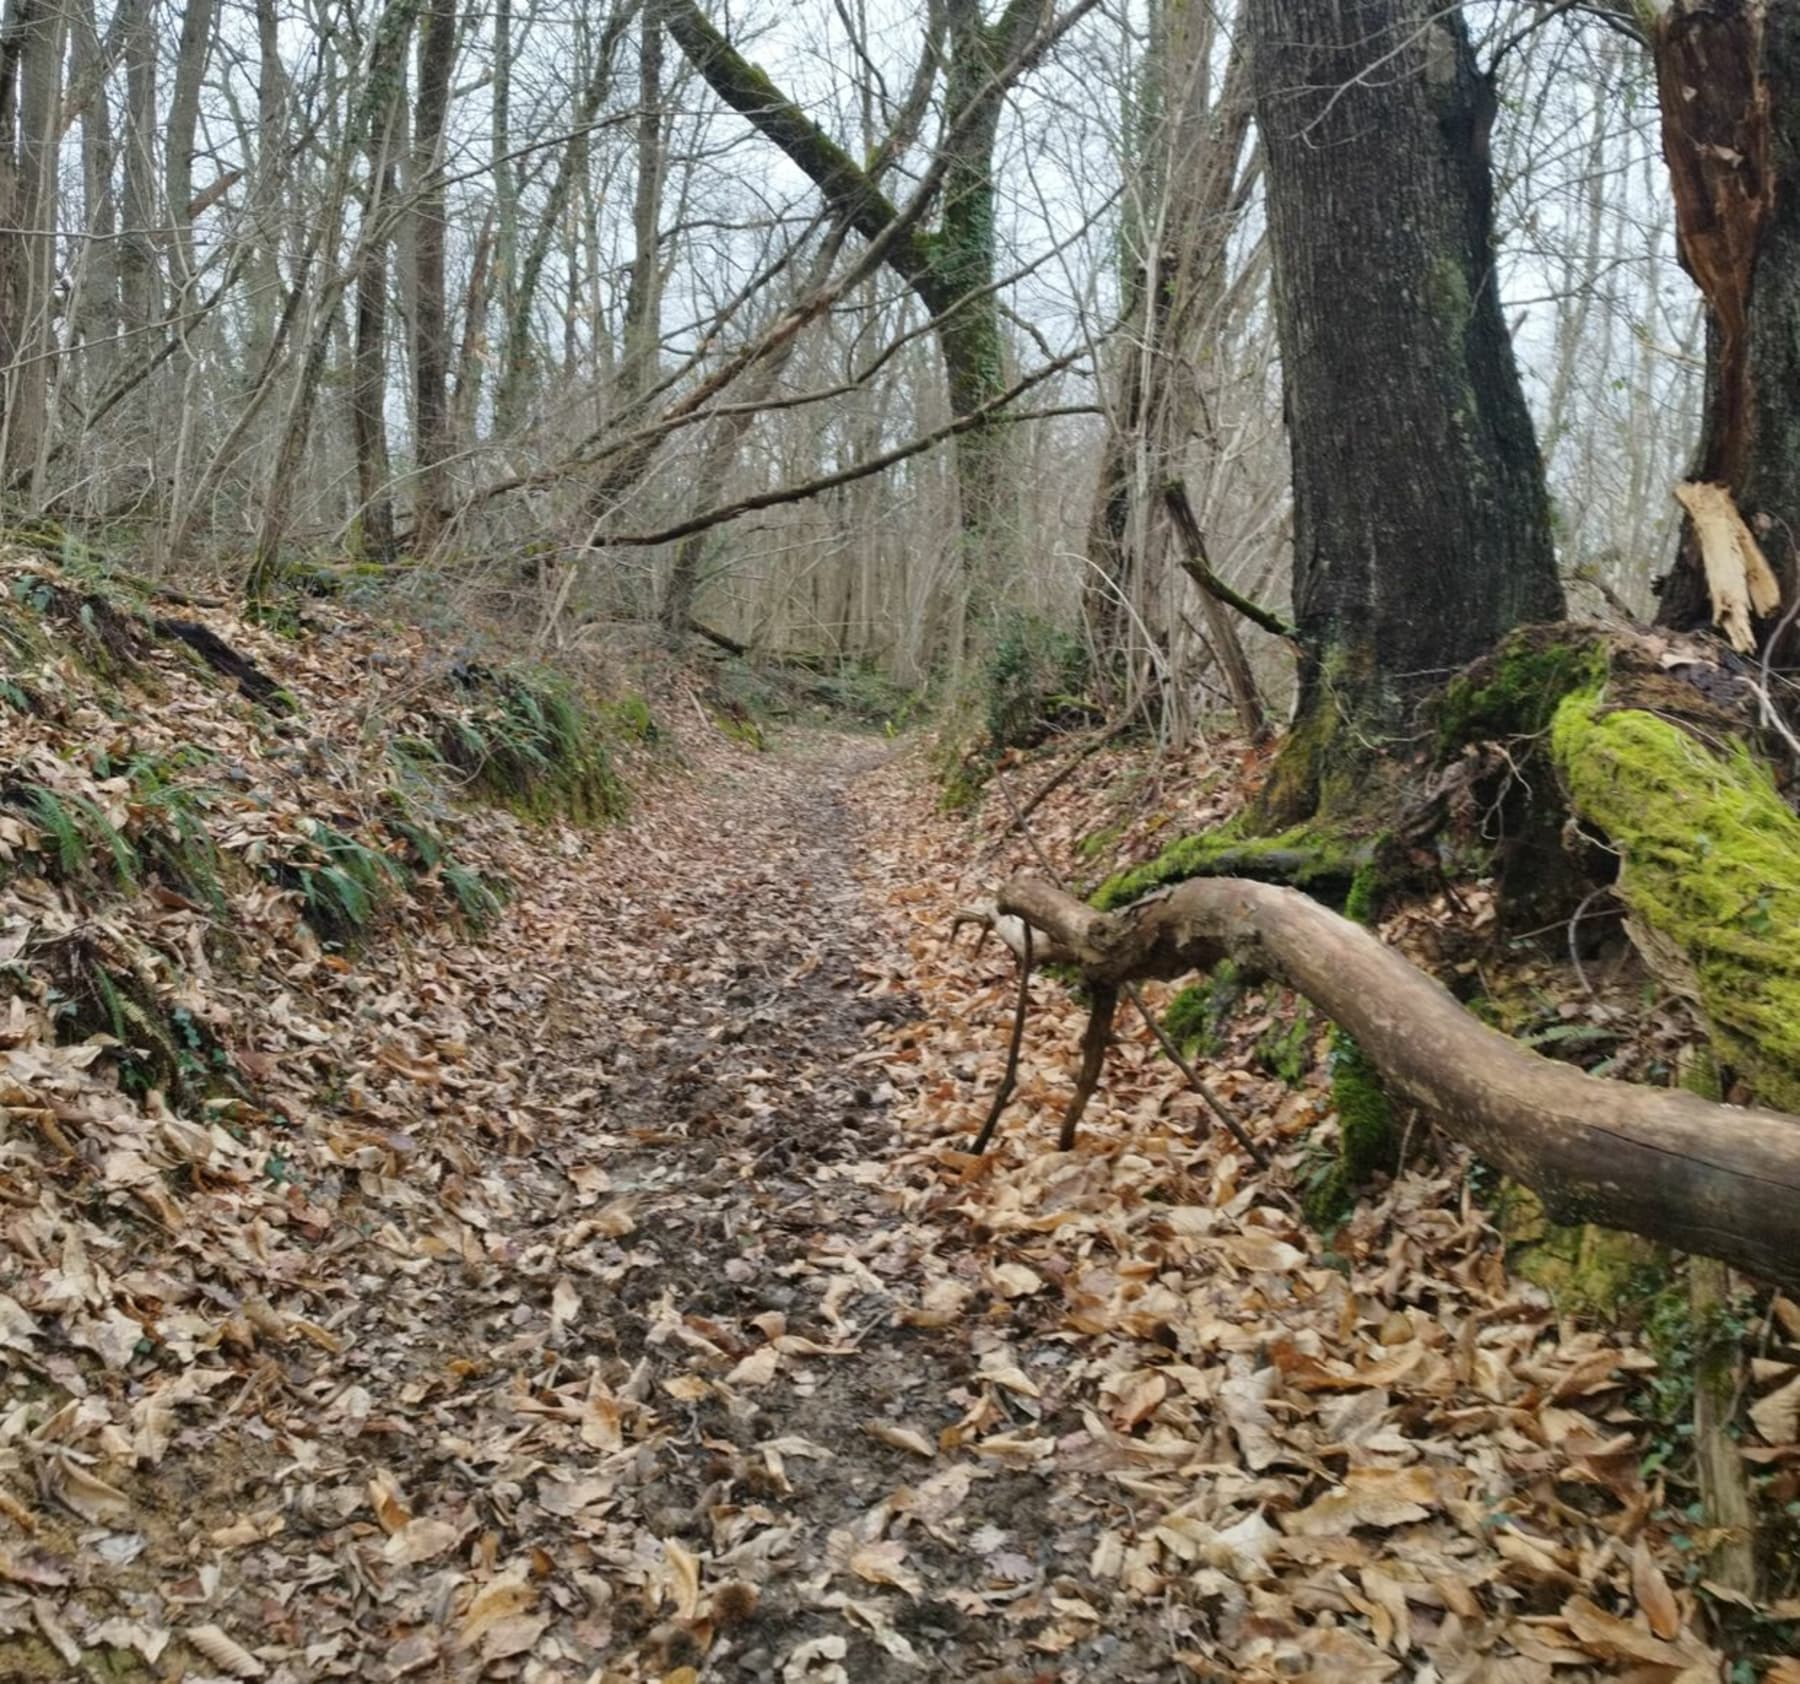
top-left (659, 0), bottom-right (1094, 652)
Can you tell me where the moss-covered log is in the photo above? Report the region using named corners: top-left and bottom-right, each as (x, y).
top-left (982, 871), bottom-right (1800, 1289)
top-left (1552, 686), bottom-right (1800, 1112)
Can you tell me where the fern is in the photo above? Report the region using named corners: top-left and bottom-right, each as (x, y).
top-left (19, 786), bottom-right (87, 876)
top-left (68, 794), bottom-right (139, 888)
top-left (443, 862), bottom-right (506, 930)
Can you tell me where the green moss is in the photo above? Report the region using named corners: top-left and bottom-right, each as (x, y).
top-left (1343, 858), bottom-right (1385, 926)
top-left (1075, 821), bottom-right (1126, 861)
top-left (605, 693), bottom-right (658, 742)
top-left (1436, 628), bottom-right (1607, 754)
top-left (1094, 816), bottom-right (1371, 911)
top-left (1162, 961), bottom-right (1244, 1059)
top-left (1251, 686), bottom-right (1343, 830)
top-left (1329, 1028), bottom-right (1397, 1185)
top-left (1552, 690), bottom-right (1800, 1111)
top-left (1257, 1000), bottom-right (1318, 1086)
top-left (714, 708), bottom-right (766, 750)
top-left (1500, 1181), bottom-right (1662, 1316)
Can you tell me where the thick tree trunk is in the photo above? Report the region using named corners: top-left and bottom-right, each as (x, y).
top-left (984, 871), bottom-right (1800, 1289)
top-left (1249, 0), bottom-right (1563, 821)
top-left (1650, 1), bottom-right (1800, 664)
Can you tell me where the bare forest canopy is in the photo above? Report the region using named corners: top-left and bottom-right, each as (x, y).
top-left (0, 0), bottom-right (1698, 694)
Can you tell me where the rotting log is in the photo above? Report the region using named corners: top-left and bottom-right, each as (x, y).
top-left (985, 871), bottom-right (1800, 1290)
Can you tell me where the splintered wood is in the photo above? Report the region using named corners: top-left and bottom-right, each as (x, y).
top-left (1674, 479), bottom-right (1781, 652)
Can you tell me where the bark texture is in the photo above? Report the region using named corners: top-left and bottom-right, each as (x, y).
top-left (1249, 0), bottom-right (1563, 817)
top-left (1651, 0), bottom-right (1800, 660)
top-left (412, 0), bottom-right (457, 550)
top-left (988, 871), bottom-right (1800, 1289)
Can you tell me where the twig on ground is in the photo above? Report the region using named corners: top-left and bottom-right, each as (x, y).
top-left (970, 921), bottom-right (1032, 1155)
top-left (989, 769), bottom-right (1266, 1166)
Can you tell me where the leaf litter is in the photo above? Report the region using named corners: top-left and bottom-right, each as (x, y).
top-left (0, 554), bottom-right (1790, 1678)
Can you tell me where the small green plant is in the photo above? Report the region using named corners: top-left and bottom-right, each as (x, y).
top-left (8, 783), bottom-right (141, 887)
top-left (982, 615), bottom-right (1099, 750)
top-left (442, 861), bottom-right (507, 930)
top-left (436, 665), bottom-right (627, 823)
top-left (282, 821), bottom-right (406, 940)
top-left (605, 693), bottom-right (658, 742)
top-left (1255, 1002), bottom-right (1317, 1085)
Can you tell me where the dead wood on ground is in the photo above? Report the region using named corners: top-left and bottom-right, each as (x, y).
top-left (977, 871), bottom-right (1800, 1289)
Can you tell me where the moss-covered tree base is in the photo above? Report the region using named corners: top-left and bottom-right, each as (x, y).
top-left (1552, 686), bottom-right (1800, 1112)
top-left (1094, 815), bottom-right (1377, 910)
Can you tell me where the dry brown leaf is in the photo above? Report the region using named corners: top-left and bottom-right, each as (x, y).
top-left (848, 1539), bottom-right (922, 1596)
top-left (989, 1262), bottom-right (1044, 1299)
top-left (1282, 1466), bottom-right (1438, 1537)
top-left (457, 1575), bottom-right (537, 1649)
top-left (664, 1537), bottom-right (702, 1621)
top-left (367, 1468), bottom-right (410, 1534)
top-left (50, 1460), bottom-right (130, 1526)
top-left (1560, 1594), bottom-right (1690, 1667)
top-left (1751, 1372), bottom-right (1800, 1445)
top-left (863, 1420), bottom-right (935, 1459)
top-left (384, 1517), bottom-right (462, 1566)
top-left (1631, 1538), bottom-right (1682, 1639)
top-left (727, 1345), bottom-right (779, 1388)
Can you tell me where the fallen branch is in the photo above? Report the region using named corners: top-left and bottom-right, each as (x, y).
top-left (1163, 481), bottom-right (1295, 642)
top-left (970, 922), bottom-right (1033, 1155)
top-left (967, 771), bottom-right (1264, 1165)
top-left (987, 871), bottom-right (1800, 1288)
top-left (688, 617), bottom-right (748, 656)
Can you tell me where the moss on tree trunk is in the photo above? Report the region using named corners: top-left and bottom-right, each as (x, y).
top-left (1551, 687), bottom-right (1800, 1112)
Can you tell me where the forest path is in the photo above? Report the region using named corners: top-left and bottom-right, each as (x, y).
top-left (47, 730), bottom-right (1723, 1684)
top-left (130, 731), bottom-right (1146, 1683)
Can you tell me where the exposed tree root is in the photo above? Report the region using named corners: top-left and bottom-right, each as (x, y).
top-left (978, 871), bottom-right (1800, 1288)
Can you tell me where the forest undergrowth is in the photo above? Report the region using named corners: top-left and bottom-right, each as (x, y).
top-left (0, 554), bottom-right (1797, 1681)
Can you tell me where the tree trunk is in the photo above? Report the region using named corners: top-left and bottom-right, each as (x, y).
top-left (1085, 0), bottom-right (1255, 724)
top-left (618, 10), bottom-right (664, 412)
top-left (1649, 0), bottom-right (1800, 665)
top-left (164, 0), bottom-right (216, 295)
top-left (245, 0), bottom-right (288, 375)
top-left (412, 0), bottom-right (456, 551)
top-left (351, 2), bottom-right (416, 565)
top-left (1249, 0), bottom-right (1563, 822)
top-left (4, 0), bottom-right (62, 488)
top-left (69, 0), bottom-right (118, 408)
top-left (662, 0), bottom-right (1083, 662)
top-left (452, 205), bottom-right (495, 449)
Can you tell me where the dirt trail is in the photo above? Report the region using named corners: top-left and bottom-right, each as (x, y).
top-left (67, 733), bottom-right (1123, 1683)
top-left (18, 730), bottom-right (1739, 1684)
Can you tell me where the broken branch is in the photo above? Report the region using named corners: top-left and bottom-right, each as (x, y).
top-left (992, 871), bottom-right (1800, 1287)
